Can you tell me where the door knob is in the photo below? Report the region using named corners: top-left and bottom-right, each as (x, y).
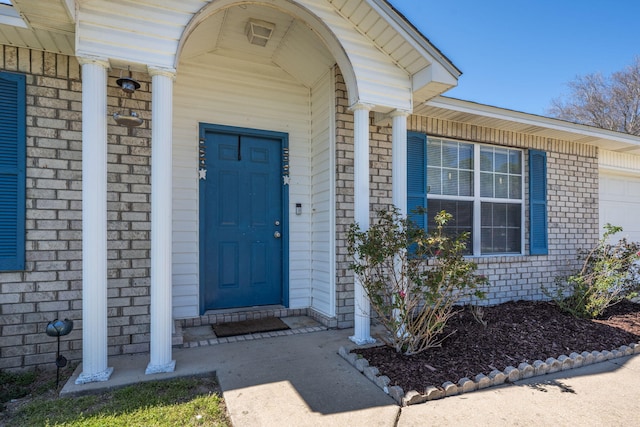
top-left (274, 231), bottom-right (281, 239)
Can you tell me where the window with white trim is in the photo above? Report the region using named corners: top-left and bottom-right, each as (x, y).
top-left (409, 134), bottom-right (525, 256)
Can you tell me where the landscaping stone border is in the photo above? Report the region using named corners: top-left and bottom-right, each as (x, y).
top-left (338, 342), bottom-right (640, 406)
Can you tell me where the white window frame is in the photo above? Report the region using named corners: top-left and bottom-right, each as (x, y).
top-left (427, 138), bottom-right (525, 256)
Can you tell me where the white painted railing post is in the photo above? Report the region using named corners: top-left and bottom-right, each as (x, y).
top-left (76, 57), bottom-right (113, 385)
top-left (350, 103), bottom-right (376, 345)
top-left (146, 67), bottom-right (176, 375)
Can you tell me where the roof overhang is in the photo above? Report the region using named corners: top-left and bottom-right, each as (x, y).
top-left (376, 0), bottom-right (461, 106)
top-left (416, 96), bottom-right (640, 155)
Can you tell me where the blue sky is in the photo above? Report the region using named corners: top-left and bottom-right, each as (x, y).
top-left (390, 0), bottom-right (640, 116)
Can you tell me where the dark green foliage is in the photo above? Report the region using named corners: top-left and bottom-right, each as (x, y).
top-left (546, 224), bottom-right (640, 318)
top-left (347, 208), bottom-right (487, 355)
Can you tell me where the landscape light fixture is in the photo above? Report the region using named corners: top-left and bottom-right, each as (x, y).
top-left (45, 318), bottom-right (74, 387)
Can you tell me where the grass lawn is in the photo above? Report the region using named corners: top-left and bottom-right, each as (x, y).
top-left (1, 368), bottom-right (230, 427)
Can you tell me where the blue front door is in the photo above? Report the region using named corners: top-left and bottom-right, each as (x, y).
top-left (199, 125), bottom-right (286, 312)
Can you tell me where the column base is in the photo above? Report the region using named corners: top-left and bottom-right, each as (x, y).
top-left (349, 335), bottom-right (377, 346)
top-left (75, 367), bottom-right (114, 385)
top-left (145, 360), bottom-right (176, 375)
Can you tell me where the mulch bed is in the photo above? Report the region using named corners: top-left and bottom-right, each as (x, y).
top-left (355, 300), bottom-right (640, 394)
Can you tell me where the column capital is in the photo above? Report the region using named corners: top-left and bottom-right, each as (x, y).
top-left (148, 66), bottom-right (177, 80)
top-left (390, 109), bottom-right (411, 118)
top-left (77, 55), bottom-right (110, 69)
top-left (349, 102), bottom-right (375, 112)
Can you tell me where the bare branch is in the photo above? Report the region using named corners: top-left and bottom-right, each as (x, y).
top-left (547, 57), bottom-right (640, 136)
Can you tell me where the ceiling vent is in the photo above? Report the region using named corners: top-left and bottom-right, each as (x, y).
top-left (245, 19), bottom-right (275, 47)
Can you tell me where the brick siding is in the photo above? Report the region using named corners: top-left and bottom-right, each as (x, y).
top-left (0, 47), bottom-right (153, 371)
top-left (0, 52), bottom-right (601, 370)
top-left (333, 70), bottom-right (600, 329)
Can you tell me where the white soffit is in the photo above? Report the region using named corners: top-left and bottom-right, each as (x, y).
top-left (0, 0), bottom-right (75, 54)
top-left (418, 96), bottom-right (640, 154)
top-left (330, 0), bottom-right (460, 104)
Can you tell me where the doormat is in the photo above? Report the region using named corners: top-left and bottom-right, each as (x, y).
top-left (212, 317), bottom-right (290, 338)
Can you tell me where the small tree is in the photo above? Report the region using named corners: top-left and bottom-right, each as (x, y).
top-left (347, 208), bottom-right (487, 355)
top-left (546, 224), bottom-right (640, 319)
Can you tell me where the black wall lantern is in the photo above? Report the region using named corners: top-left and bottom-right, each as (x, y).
top-left (113, 67), bottom-right (144, 127)
top-left (45, 318), bottom-right (74, 387)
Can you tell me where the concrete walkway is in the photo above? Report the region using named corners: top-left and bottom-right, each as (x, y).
top-left (62, 328), bottom-right (640, 426)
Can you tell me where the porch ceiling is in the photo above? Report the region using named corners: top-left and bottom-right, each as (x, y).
top-left (180, 4), bottom-right (334, 89)
top-left (2, 0), bottom-right (460, 111)
top-left (417, 97), bottom-right (640, 155)
top-left (0, 0), bottom-right (75, 55)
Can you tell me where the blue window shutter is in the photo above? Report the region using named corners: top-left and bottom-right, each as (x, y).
top-left (529, 149), bottom-right (548, 255)
top-left (407, 132), bottom-right (427, 229)
top-left (0, 72), bottom-right (26, 270)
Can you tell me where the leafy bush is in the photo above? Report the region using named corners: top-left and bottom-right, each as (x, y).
top-left (546, 224), bottom-right (640, 318)
top-left (347, 208), bottom-right (487, 355)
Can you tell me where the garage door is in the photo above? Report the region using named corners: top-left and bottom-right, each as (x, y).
top-left (600, 171), bottom-right (640, 242)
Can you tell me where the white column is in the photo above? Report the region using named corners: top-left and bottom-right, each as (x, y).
top-left (76, 57), bottom-right (113, 385)
top-left (391, 110), bottom-right (409, 215)
top-left (350, 103), bottom-right (376, 345)
top-left (146, 67), bottom-right (176, 375)
top-left (391, 110), bottom-right (410, 334)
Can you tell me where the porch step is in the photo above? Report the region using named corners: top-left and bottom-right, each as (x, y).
top-left (178, 316), bottom-right (326, 348)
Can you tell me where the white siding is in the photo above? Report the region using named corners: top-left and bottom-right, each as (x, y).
top-left (599, 170), bottom-right (640, 242)
top-left (310, 70), bottom-right (336, 317)
top-left (296, 0), bottom-right (412, 110)
top-left (599, 150), bottom-right (640, 242)
top-left (172, 54), bottom-right (319, 318)
top-left (75, 0), bottom-right (414, 111)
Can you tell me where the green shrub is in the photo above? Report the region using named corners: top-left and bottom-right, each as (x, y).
top-left (546, 224), bottom-right (640, 319)
top-left (347, 208), bottom-right (487, 355)
top-left (0, 370), bottom-right (37, 408)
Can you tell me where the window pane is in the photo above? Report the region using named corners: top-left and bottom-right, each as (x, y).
top-left (427, 139), bottom-right (441, 166)
top-left (442, 169), bottom-right (458, 195)
top-left (481, 202), bottom-right (491, 226)
top-left (509, 175), bottom-right (522, 199)
top-left (459, 170), bottom-right (473, 196)
top-left (506, 228), bottom-right (521, 253)
top-left (480, 148), bottom-right (493, 171)
top-left (493, 229), bottom-right (507, 252)
top-left (495, 174), bottom-right (509, 198)
top-left (427, 167), bottom-right (441, 194)
top-left (481, 202), bottom-right (521, 254)
top-left (459, 144), bottom-right (473, 169)
top-left (442, 142), bottom-right (458, 168)
top-left (481, 228), bottom-right (493, 253)
top-left (457, 201), bottom-right (473, 226)
top-left (509, 150), bottom-right (522, 174)
top-left (494, 204), bottom-right (507, 227)
top-left (428, 199), bottom-right (473, 254)
top-left (507, 204), bottom-right (521, 227)
top-left (494, 149), bottom-right (509, 173)
top-left (427, 140), bottom-right (474, 197)
top-left (480, 172), bottom-right (493, 197)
